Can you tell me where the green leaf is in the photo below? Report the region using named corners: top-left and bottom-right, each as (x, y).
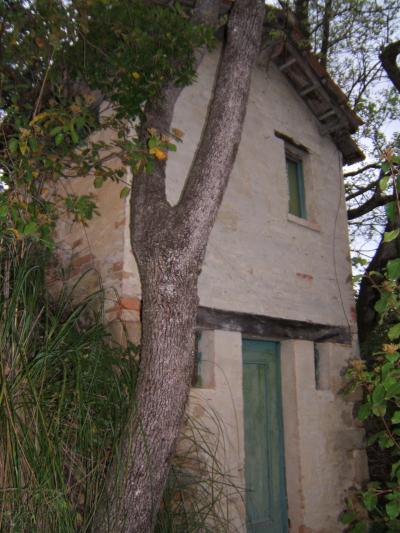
top-left (367, 432), bottom-right (380, 445)
top-left (375, 293), bottom-right (389, 314)
top-left (357, 403), bottom-right (371, 421)
top-left (381, 161), bottom-right (391, 174)
top-left (386, 501), bottom-right (400, 520)
top-left (386, 381), bottom-right (400, 397)
top-left (388, 323), bottom-right (400, 341)
top-left (382, 361), bottom-right (393, 379)
top-left (148, 137), bottom-right (157, 149)
top-left (70, 128), bottom-right (79, 144)
top-left (387, 259), bottom-right (400, 281)
top-left (378, 432), bottom-right (395, 448)
top-left (392, 411), bottom-right (400, 424)
top-left (383, 375), bottom-right (397, 392)
top-left (349, 521), bottom-right (367, 533)
top-left (372, 383), bottom-right (386, 404)
top-left (372, 403), bottom-right (386, 417)
top-left (28, 137), bottom-right (39, 151)
top-left (55, 133), bottom-right (64, 146)
top-left (75, 116), bottom-right (85, 128)
top-left (386, 352), bottom-right (400, 363)
top-left (94, 175), bottom-right (105, 189)
top-left (9, 138), bottom-right (19, 154)
top-left (120, 186), bottom-right (130, 199)
top-left (384, 229), bottom-right (400, 243)
top-left (49, 126), bottom-right (62, 136)
top-left (363, 490), bottom-right (378, 511)
top-left (0, 205), bottom-right (8, 218)
top-left (145, 161), bottom-right (154, 174)
top-left (392, 460), bottom-right (400, 480)
top-left (23, 221), bottom-right (39, 235)
top-left (340, 511), bottom-right (357, 524)
top-left (386, 201), bottom-right (396, 223)
top-left (380, 174), bottom-right (390, 191)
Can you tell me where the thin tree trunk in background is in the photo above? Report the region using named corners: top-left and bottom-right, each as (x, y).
top-left (94, 1), bottom-right (265, 531)
top-left (357, 214), bottom-right (400, 346)
top-left (320, 0), bottom-right (332, 68)
top-left (380, 40), bottom-right (400, 93)
top-left (295, 0), bottom-right (310, 43)
top-left (357, 39), bottom-right (400, 345)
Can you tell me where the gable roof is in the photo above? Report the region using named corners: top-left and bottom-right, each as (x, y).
top-left (264, 8), bottom-right (364, 165)
top-left (173, 1), bottom-right (364, 164)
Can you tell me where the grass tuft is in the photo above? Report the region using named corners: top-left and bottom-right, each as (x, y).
top-left (0, 243), bottom-right (137, 532)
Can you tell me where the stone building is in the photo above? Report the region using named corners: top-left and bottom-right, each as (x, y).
top-left (56, 17), bottom-right (368, 533)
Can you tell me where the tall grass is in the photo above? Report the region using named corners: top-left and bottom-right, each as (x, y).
top-left (156, 407), bottom-right (244, 533)
top-left (0, 242), bottom-right (137, 532)
top-left (0, 242), bottom-right (242, 532)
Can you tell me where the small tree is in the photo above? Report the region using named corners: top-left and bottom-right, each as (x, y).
top-left (1, 1), bottom-right (265, 530)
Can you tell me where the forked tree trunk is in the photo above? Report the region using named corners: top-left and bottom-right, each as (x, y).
top-left (94, 1), bottom-right (265, 531)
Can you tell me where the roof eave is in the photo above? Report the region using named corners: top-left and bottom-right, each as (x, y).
top-left (265, 9), bottom-right (364, 165)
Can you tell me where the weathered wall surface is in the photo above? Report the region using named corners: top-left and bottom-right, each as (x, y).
top-left (280, 340), bottom-right (367, 532)
top-left (54, 166), bottom-right (141, 343)
top-left (58, 47), bottom-right (357, 335)
top-left (161, 48), bottom-right (355, 331)
top-left (55, 48), bottom-right (365, 532)
top-left (187, 330), bottom-right (246, 532)
top-left (188, 333), bottom-right (367, 533)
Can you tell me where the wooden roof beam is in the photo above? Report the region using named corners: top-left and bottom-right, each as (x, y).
top-left (318, 109), bottom-right (337, 121)
top-left (300, 84), bottom-right (317, 96)
top-left (279, 57), bottom-right (297, 71)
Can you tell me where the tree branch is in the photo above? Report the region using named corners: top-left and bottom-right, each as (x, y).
top-left (345, 178), bottom-right (380, 202)
top-left (347, 191), bottom-right (394, 220)
top-left (344, 162), bottom-right (381, 179)
top-left (320, 0), bottom-right (332, 68)
top-left (130, 0), bottom-right (221, 250)
top-left (177, 0), bottom-right (265, 257)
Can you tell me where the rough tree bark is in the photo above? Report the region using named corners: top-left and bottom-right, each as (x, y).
top-left (380, 40), bottom-right (400, 93)
top-left (320, 0), bottom-right (332, 68)
top-left (294, 0), bottom-right (310, 42)
top-left (356, 40), bottom-right (400, 346)
top-left (94, 1), bottom-right (265, 531)
top-left (357, 215), bottom-right (400, 346)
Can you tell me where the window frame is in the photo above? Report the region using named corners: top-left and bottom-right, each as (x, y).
top-left (285, 151), bottom-right (307, 219)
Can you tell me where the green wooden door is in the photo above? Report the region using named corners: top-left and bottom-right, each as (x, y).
top-left (242, 339), bottom-right (288, 533)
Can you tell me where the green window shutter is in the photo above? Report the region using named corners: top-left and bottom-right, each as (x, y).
top-left (286, 156), bottom-right (306, 218)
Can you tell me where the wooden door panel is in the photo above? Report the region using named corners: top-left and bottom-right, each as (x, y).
top-left (242, 340), bottom-right (288, 533)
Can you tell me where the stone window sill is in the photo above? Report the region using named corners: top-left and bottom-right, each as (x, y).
top-left (287, 213), bottom-right (321, 232)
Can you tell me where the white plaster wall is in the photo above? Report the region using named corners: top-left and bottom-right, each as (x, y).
top-left (281, 340), bottom-right (367, 532)
top-left (188, 335), bottom-right (367, 533)
top-left (188, 330), bottom-right (246, 532)
top-left (161, 48), bottom-right (356, 331)
top-left (55, 46), bottom-right (357, 332)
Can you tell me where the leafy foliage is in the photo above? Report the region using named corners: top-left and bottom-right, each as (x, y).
top-left (0, 0), bottom-right (213, 248)
top-left (343, 153), bottom-right (400, 531)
